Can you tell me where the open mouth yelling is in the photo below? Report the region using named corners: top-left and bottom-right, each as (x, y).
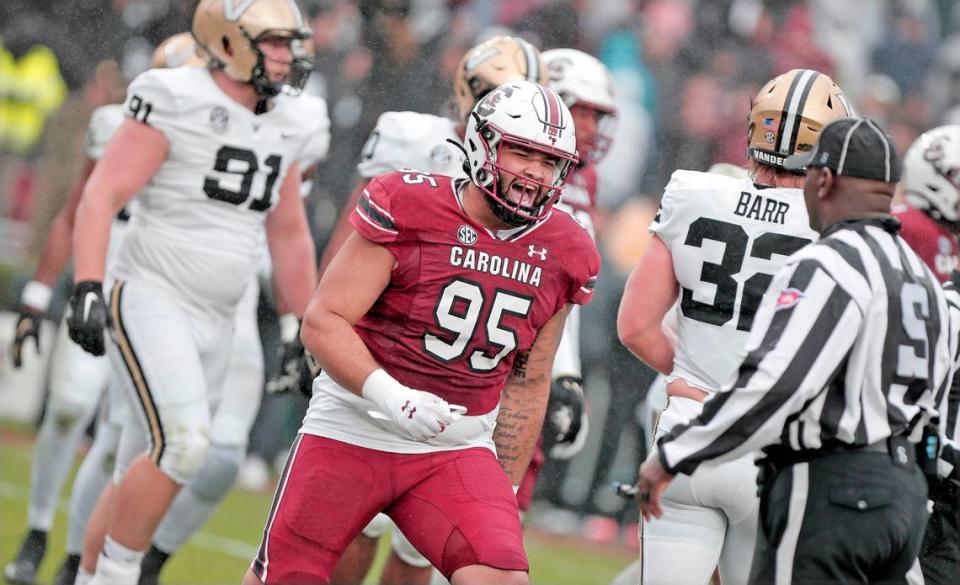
top-left (508, 180), bottom-right (541, 209)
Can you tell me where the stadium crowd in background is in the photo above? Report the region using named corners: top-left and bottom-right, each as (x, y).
top-left (3, 0), bottom-right (960, 556)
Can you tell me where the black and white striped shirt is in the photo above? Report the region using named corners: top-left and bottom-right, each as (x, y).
top-left (939, 272), bottom-right (960, 477)
top-left (658, 217), bottom-right (956, 476)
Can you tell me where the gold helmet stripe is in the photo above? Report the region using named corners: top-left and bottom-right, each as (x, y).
top-left (520, 39), bottom-right (539, 82)
top-left (777, 69), bottom-right (819, 155)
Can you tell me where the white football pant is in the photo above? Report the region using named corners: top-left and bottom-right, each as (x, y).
top-left (640, 396), bottom-right (758, 585)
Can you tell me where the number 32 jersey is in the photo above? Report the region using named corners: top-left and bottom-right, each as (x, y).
top-left (650, 170), bottom-right (817, 393)
top-left (112, 66), bottom-right (325, 314)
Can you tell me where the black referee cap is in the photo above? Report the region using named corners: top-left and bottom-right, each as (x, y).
top-left (783, 117), bottom-right (901, 183)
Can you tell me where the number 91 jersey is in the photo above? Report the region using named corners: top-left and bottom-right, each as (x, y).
top-left (350, 171), bottom-right (599, 415)
top-left (650, 170), bottom-right (817, 393)
top-left (113, 66), bottom-right (321, 313)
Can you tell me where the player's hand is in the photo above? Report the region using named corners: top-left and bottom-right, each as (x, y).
top-left (9, 307), bottom-right (43, 368)
top-left (543, 376), bottom-right (588, 459)
top-left (66, 281), bottom-right (111, 356)
top-left (378, 386), bottom-right (461, 442)
top-left (363, 369), bottom-right (463, 442)
top-left (636, 449), bottom-right (675, 522)
top-left (267, 315), bottom-right (320, 397)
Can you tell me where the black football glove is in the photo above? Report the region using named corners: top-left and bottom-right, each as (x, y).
top-left (9, 307), bottom-right (43, 368)
top-left (66, 280), bottom-right (111, 356)
top-left (542, 375), bottom-right (589, 460)
top-left (267, 316), bottom-right (320, 397)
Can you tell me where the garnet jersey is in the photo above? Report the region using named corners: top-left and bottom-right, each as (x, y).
top-left (356, 111), bottom-right (465, 179)
top-left (556, 164), bottom-right (598, 238)
top-left (111, 66), bottom-right (322, 314)
top-left (301, 171), bottom-right (599, 452)
top-left (893, 203), bottom-right (958, 282)
top-left (650, 170), bottom-right (817, 393)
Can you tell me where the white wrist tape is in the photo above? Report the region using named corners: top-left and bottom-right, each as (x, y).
top-left (362, 368), bottom-right (401, 409)
top-left (21, 281), bottom-right (52, 312)
top-left (278, 313), bottom-right (300, 344)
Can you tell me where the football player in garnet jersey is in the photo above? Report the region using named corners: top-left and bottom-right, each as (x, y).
top-left (324, 34), bottom-right (547, 585)
top-left (617, 69), bottom-right (851, 585)
top-left (66, 1), bottom-right (320, 584)
top-left (893, 125), bottom-right (960, 283)
top-left (244, 80), bottom-right (599, 585)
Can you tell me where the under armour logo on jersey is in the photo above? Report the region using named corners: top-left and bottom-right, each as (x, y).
top-left (528, 245), bottom-right (548, 260)
top-left (457, 225), bottom-right (478, 245)
top-left (775, 288), bottom-right (804, 310)
top-left (401, 400), bottom-right (416, 419)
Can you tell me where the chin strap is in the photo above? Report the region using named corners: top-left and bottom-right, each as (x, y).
top-left (446, 138), bottom-right (471, 176)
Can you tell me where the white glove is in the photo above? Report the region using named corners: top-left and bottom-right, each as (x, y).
top-left (363, 369), bottom-right (464, 442)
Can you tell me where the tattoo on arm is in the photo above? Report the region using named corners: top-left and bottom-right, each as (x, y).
top-left (494, 315), bottom-right (565, 484)
top-left (512, 350), bottom-right (530, 379)
top-left (494, 381), bottom-right (546, 484)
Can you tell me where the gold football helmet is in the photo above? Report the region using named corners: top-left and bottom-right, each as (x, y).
top-left (151, 33), bottom-right (207, 69)
top-left (193, 0), bottom-right (312, 97)
top-left (748, 69), bottom-right (853, 170)
top-left (453, 35), bottom-right (547, 122)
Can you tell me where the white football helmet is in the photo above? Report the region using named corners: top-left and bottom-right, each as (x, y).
top-left (543, 48), bottom-right (616, 162)
top-left (902, 125), bottom-right (960, 224)
top-left (464, 80), bottom-right (579, 226)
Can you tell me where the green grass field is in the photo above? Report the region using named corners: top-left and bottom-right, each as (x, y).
top-left (0, 425), bottom-right (634, 585)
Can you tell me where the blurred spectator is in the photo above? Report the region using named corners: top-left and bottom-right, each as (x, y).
top-left (0, 22), bottom-right (68, 156)
top-left (359, 0), bottom-right (449, 124)
top-left (514, 0), bottom-right (588, 50)
top-left (0, 19), bottom-right (69, 226)
top-left (771, 4), bottom-right (834, 76)
top-left (637, 0), bottom-right (696, 193)
top-left (595, 2), bottom-right (653, 207)
top-left (26, 60), bottom-right (126, 256)
top-left (52, 0), bottom-right (142, 86)
top-left (304, 1), bottom-right (371, 237)
top-left (873, 6), bottom-right (938, 97)
top-left (810, 0), bottom-right (887, 100)
top-left (858, 73), bottom-right (903, 125)
top-left (927, 31), bottom-right (960, 124)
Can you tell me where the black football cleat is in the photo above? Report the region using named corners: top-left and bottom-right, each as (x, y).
top-left (52, 553), bottom-right (81, 585)
top-left (3, 529), bottom-right (47, 585)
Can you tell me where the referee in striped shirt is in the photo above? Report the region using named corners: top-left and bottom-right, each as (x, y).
top-left (637, 117), bottom-right (956, 584)
top-left (924, 272), bottom-right (960, 584)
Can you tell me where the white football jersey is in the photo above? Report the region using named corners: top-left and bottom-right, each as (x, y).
top-left (356, 111), bottom-right (465, 179)
top-left (650, 170), bottom-right (817, 393)
top-left (84, 104), bottom-right (125, 160)
top-left (113, 66), bottom-right (322, 314)
top-left (83, 103), bottom-right (133, 274)
top-left (294, 92), bottom-right (330, 171)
